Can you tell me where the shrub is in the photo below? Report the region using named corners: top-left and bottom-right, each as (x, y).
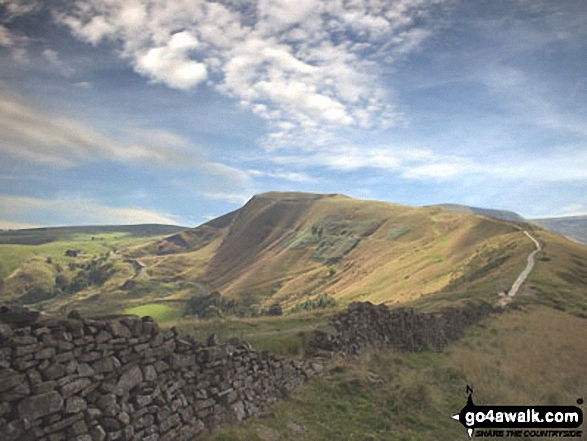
top-left (267, 302), bottom-right (283, 316)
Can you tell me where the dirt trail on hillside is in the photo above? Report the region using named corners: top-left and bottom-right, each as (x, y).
top-left (499, 231), bottom-right (541, 306)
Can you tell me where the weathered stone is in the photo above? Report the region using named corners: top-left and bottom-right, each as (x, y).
top-left (92, 357), bottom-right (116, 373)
top-left (100, 416), bottom-right (122, 432)
top-left (89, 425), bottom-right (106, 441)
top-left (96, 393), bottom-right (117, 411)
top-left (134, 395), bottom-right (152, 407)
top-left (60, 378), bottom-right (92, 398)
top-left (1, 381), bottom-right (30, 401)
top-left (71, 419), bottom-right (88, 436)
top-left (15, 344), bottom-right (39, 357)
top-left (44, 413), bottom-right (83, 434)
top-left (107, 321), bottom-right (131, 339)
top-left (54, 351), bottom-right (74, 363)
top-left (142, 364), bottom-right (157, 381)
top-left (77, 363), bottom-right (95, 377)
top-left (33, 380), bottom-right (57, 394)
top-left (0, 322), bottom-right (13, 339)
top-left (0, 373), bottom-right (23, 392)
top-left (65, 396), bottom-right (87, 413)
top-left (117, 365), bottom-right (143, 392)
top-left (18, 391), bottom-right (63, 421)
top-left (233, 401), bottom-right (246, 422)
top-left (0, 310), bottom-right (39, 326)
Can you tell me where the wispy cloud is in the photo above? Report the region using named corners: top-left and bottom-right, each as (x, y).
top-left (272, 145), bottom-right (478, 180)
top-left (0, 92), bottom-right (251, 183)
top-left (42, 48), bottom-right (75, 77)
top-left (247, 168), bottom-right (317, 183)
top-left (0, 24), bottom-right (14, 47)
top-left (0, 194), bottom-right (185, 226)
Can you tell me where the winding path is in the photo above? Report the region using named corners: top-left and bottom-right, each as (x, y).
top-left (499, 231), bottom-right (541, 306)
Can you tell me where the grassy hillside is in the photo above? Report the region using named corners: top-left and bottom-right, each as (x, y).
top-left (131, 192), bottom-right (534, 316)
top-left (1, 192), bottom-right (585, 323)
top-left (0, 226), bottom-right (187, 313)
top-left (201, 306), bottom-right (587, 441)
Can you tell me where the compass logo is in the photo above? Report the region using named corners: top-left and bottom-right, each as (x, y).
top-left (451, 386), bottom-right (583, 439)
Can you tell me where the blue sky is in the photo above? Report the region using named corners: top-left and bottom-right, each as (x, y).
top-left (0, 0), bottom-right (586, 228)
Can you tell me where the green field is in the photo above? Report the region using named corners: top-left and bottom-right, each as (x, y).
top-left (124, 303), bottom-right (184, 323)
top-left (0, 232), bottom-right (164, 278)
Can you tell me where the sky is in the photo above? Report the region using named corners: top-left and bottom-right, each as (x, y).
top-left (0, 0), bottom-right (586, 228)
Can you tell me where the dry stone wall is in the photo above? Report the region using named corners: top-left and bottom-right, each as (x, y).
top-left (307, 301), bottom-right (498, 356)
top-left (0, 300), bottom-right (497, 440)
top-left (0, 313), bottom-right (322, 441)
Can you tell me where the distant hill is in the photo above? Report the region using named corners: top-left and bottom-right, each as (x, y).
top-left (0, 224), bottom-right (187, 245)
top-left (531, 215), bottom-right (587, 245)
top-left (433, 203), bottom-right (528, 223)
top-left (431, 203), bottom-right (586, 246)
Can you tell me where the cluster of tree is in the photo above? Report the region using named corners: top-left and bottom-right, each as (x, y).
top-left (184, 292), bottom-right (284, 319)
top-left (54, 256), bottom-right (115, 295)
top-left (287, 293), bottom-right (337, 314)
top-left (184, 292), bottom-right (238, 319)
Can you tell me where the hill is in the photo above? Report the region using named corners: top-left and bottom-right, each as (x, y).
top-left (0, 223), bottom-right (186, 245)
top-left (434, 203), bottom-right (587, 245)
top-left (1, 191), bottom-right (581, 321)
top-left (432, 203), bottom-right (528, 223)
top-left (532, 215), bottom-right (587, 244)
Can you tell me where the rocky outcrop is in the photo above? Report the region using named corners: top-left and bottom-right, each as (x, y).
top-left (0, 314), bottom-right (322, 441)
top-left (307, 301), bottom-right (498, 356)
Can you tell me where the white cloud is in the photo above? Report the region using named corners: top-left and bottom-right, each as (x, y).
top-left (558, 203), bottom-right (587, 217)
top-left (135, 31), bottom-right (207, 90)
top-left (271, 145), bottom-right (478, 180)
top-left (201, 191), bottom-right (253, 205)
top-left (0, 194), bottom-right (184, 226)
top-left (51, 0), bottom-right (442, 151)
top-left (42, 48), bottom-right (75, 77)
top-left (73, 81), bottom-right (93, 89)
top-left (247, 168), bottom-right (317, 183)
top-left (0, 24), bottom-right (14, 47)
top-left (0, 0), bottom-right (41, 17)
